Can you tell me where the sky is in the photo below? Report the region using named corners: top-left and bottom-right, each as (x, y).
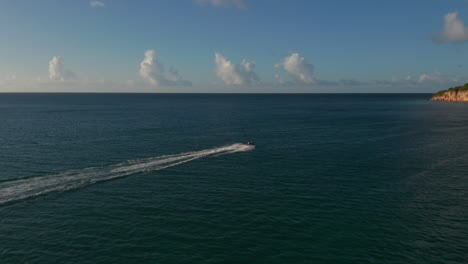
top-left (1, 0), bottom-right (468, 93)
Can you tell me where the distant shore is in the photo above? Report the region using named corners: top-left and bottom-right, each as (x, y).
top-left (430, 83), bottom-right (468, 102)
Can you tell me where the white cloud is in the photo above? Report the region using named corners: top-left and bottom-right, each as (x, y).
top-left (276, 53), bottom-right (314, 84)
top-left (375, 72), bottom-right (467, 87)
top-left (139, 50), bottom-right (191, 87)
top-left (90, 1), bottom-right (105, 8)
top-left (418, 73), bottom-right (437, 83)
top-left (417, 71), bottom-right (460, 84)
top-left (274, 74), bottom-right (284, 84)
top-left (194, 0), bottom-right (247, 9)
top-left (214, 53), bottom-right (259, 85)
top-left (48, 56), bottom-right (76, 81)
top-left (434, 11), bottom-right (468, 43)
top-left (6, 74), bottom-right (16, 81)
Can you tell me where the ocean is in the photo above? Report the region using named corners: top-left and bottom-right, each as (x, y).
top-left (0, 93), bottom-right (466, 263)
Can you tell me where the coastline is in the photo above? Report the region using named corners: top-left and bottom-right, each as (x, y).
top-left (430, 83), bottom-right (468, 102)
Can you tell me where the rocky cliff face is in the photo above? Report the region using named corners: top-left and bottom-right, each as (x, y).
top-left (430, 90), bottom-right (468, 102)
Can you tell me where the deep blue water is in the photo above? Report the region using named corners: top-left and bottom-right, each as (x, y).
top-left (0, 93), bottom-right (467, 263)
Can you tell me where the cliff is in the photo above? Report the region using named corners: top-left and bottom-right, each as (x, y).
top-left (430, 83), bottom-right (468, 102)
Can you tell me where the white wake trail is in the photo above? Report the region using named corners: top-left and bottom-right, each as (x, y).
top-left (0, 143), bottom-right (254, 205)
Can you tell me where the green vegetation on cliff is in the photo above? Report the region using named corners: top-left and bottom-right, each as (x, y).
top-left (434, 83), bottom-right (468, 96)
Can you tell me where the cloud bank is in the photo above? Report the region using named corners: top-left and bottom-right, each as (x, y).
top-left (139, 50), bottom-right (191, 87)
top-left (90, 1), bottom-right (105, 8)
top-left (276, 53), bottom-right (314, 84)
top-left (194, 0), bottom-right (247, 9)
top-left (48, 56), bottom-right (76, 81)
top-left (374, 71), bottom-right (467, 88)
top-left (416, 71), bottom-right (461, 84)
top-left (434, 11), bottom-right (468, 43)
top-left (214, 53), bottom-right (259, 85)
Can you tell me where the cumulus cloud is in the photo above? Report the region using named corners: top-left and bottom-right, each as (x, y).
top-left (214, 53), bottom-right (259, 85)
top-left (90, 1), bottom-right (105, 8)
top-left (48, 56), bottom-right (76, 81)
top-left (275, 53), bottom-right (314, 84)
top-left (434, 11), bottom-right (468, 43)
top-left (139, 50), bottom-right (191, 87)
top-left (194, 0), bottom-right (247, 9)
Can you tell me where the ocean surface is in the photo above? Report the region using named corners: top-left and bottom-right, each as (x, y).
top-left (0, 93), bottom-right (467, 263)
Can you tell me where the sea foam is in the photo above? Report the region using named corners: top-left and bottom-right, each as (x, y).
top-left (0, 143), bottom-right (254, 205)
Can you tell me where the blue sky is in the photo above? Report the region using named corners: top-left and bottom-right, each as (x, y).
top-left (1, 0), bottom-right (468, 92)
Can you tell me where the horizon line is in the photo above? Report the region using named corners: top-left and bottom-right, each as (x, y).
top-left (0, 92), bottom-right (435, 95)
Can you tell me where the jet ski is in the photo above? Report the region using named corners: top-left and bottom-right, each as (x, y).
top-left (247, 141), bottom-right (254, 145)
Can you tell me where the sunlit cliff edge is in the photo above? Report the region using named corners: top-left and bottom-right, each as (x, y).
top-left (431, 83), bottom-right (468, 102)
